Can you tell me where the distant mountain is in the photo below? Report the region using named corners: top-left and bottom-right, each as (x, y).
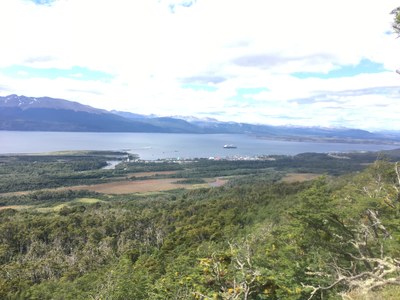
top-left (110, 110), bottom-right (157, 119)
top-left (171, 115), bottom-right (220, 123)
top-left (110, 111), bottom-right (202, 133)
top-left (0, 95), bottom-right (162, 132)
top-left (1, 94), bottom-right (399, 144)
top-left (0, 94), bottom-right (107, 113)
top-left (373, 130), bottom-right (400, 141)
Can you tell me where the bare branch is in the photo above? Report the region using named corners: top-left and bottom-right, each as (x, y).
top-left (395, 162), bottom-right (400, 186)
top-left (365, 209), bottom-right (392, 239)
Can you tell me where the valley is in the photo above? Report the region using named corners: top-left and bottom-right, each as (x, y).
top-left (1, 149), bottom-right (400, 299)
top-left (1, 1), bottom-right (399, 299)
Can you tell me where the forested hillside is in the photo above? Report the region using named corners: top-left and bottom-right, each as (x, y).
top-left (0, 156), bottom-right (399, 299)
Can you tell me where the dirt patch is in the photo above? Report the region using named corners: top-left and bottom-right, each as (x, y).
top-left (280, 173), bottom-right (321, 183)
top-left (68, 178), bottom-right (189, 194)
top-left (69, 176), bottom-right (229, 194)
top-left (0, 191), bottom-right (30, 197)
top-left (208, 178), bottom-right (229, 187)
top-left (0, 205), bottom-right (32, 211)
top-left (0, 171), bottom-right (179, 197)
top-left (0, 173), bottom-right (226, 197)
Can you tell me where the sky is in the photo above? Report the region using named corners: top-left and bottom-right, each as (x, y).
top-left (0, 0), bottom-right (399, 131)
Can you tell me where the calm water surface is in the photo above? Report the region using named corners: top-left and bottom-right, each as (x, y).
top-left (1, 131), bottom-right (398, 160)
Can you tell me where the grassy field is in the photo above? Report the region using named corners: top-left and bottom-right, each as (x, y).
top-left (0, 176), bottom-right (228, 198)
top-left (280, 172), bottom-right (322, 183)
top-left (126, 171), bottom-right (178, 178)
top-left (0, 197), bottom-right (105, 211)
top-left (69, 178), bottom-right (192, 194)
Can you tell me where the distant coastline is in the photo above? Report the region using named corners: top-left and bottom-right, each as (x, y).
top-left (1, 131), bottom-right (398, 160)
top-left (254, 135), bottom-right (400, 146)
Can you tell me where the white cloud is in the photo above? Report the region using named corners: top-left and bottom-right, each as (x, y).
top-left (0, 0), bottom-right (399, 130)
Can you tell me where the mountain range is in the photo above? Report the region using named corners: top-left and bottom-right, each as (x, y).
top-left (1, 94), bottom-right (399, 144)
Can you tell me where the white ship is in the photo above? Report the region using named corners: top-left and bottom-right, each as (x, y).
top-left (223, 144), bottom-right (237, 149)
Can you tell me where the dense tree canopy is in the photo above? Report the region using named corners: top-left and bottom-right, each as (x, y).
top-left (1, 157), bottom-right (400, 299)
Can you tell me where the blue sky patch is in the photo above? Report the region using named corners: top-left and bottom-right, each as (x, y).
top-left (30, 0), bottom-right (56, 5)
top-left (292, 59), bottom-right (387, 79)
top-left (0, 65), bottom-right (114, 81)
top-left (227, 87), bottom-right (268, 104)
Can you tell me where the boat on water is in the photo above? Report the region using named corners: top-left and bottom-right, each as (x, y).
top-left (223, 144), bottom-right (237, 149)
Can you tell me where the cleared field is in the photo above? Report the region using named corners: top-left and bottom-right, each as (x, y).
top-left (127, 171), bottom-right (178, 178)
top-left (207, 178), bottom-right (229, 187)
top-left (69, 177), bottom-right (229, 194)
top-left (0, 176), bottom-right (229, 199)
top-left (69, 178), bottom-right (189, 194)
top-left (0, 171), bottom-right (179, 197)
top-left (75, 197), bottom-right (104, 204)
top-left (0, 198), bottom-right (105, 212)
top-left (280, 173), bottom-right (321, 183)
top-left (36, 198), bottom-right (103, 212)
top-left (0, 205), bottom-right (32, 211)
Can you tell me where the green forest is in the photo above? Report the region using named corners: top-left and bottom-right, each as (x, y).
top-left (0, 150), bottom-right (400, 299)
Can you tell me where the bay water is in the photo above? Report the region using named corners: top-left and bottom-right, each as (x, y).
top-left (1, 131), bottom-right (398, 160)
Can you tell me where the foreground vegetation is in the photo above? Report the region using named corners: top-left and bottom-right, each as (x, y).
top-left (0, 150), bottom-right (400, 299)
